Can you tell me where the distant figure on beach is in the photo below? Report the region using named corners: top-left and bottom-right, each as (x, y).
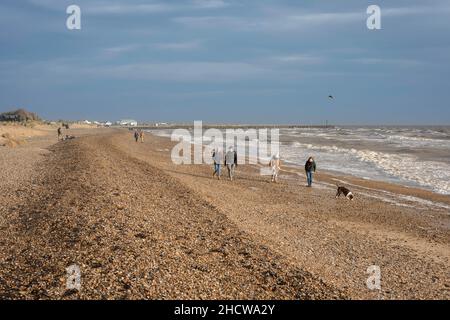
top-left (225, 147), bottom-right (237, 181)
top-left (134, 130), bottom-right (139, 143)
top-left (269, 153), bottom-right (281, 183)
top-left (139, 130), bottom-right (144, 143)
top-left (305, 156), bottom-right (316, 187)
top-left (212, 148), bottom-right (223, 180)
top-left (57, 127), bottom-right (62, 140)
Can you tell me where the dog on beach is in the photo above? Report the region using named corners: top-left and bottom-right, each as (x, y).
top-left (335, 184), bottom-right (354, 200)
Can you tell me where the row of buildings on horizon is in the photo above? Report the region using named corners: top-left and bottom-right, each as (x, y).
top-left (0, 108), bottom-right (172, 128)
top-left (80, 119), bottom-right (170, 127)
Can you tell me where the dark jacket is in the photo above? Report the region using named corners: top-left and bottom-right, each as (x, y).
top-left (305, 160), bottom-right (316, 172)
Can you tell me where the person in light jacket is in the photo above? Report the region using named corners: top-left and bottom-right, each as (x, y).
top-left (212, 148), bottom-right (224, 180)
top-left (225, 147), bottom-right (237, 181)
top-left (269, 153), bottom-right (281, 183)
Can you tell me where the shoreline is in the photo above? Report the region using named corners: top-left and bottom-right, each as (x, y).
top-left (148, 128), bottom-right (450, 207)
top-left (281, 164), bottom-right (450, 210)
top-left (147, 126), bottom-right (450, 199)
top-left (146, 131), bottom-right (450, 230)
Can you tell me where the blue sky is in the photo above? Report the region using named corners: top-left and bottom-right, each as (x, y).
top-left (0, 0), bottom-right (449, 124)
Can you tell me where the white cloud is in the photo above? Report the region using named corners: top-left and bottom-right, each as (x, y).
top-left (352, 58), bottom-right (425, 67)
top-left (102, 45), bottom-right (141, 56)
top-left (90, 61), bottom-right (267, 81)
top-left (270, 54), bottom-right (324, 64)
top-left (172, 12), bottom-right (362, 31)
top-left (87, 2), bottom-right (174, 14)
top-left (27, 0), bottom-right (173, 13)
top-left (153, 40), bottom-right (203, 50)
top-left (192, 0), bottom-right (229, 9)
top-left (27, 0), bottom-right (64, 10)
top-left (27, 0), bottom-right (231, 15)
top-left (382, 5), bottom-right (450, 17)
top-left (172, 16), bottom-right (249, 29)
top-left (173, 3), bottom-right (450, 31)
top-left (9, 59), bottom-right (270, 82)
top-left (100, 40), bottom-right (203, 58)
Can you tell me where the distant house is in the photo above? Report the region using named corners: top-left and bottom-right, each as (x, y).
top-left (118, 119), bottom-right (138, 126)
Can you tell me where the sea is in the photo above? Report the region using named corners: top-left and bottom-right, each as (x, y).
top-left (150, 126), bottom-right (450, 195)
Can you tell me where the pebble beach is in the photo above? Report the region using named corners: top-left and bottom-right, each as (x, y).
top-left (0, 127), bottom-right (448, 299)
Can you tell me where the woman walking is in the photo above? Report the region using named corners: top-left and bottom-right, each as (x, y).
top-left (269, 153), bottom-right (281, 183)
top-left (305, 156), bottom-right (316, 187)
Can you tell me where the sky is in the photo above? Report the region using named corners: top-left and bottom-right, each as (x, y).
top-left (0, 0), bottom-right (449, 125)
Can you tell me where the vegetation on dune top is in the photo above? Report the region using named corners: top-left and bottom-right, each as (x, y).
top-left (0, 108), bottom-right (41, 123)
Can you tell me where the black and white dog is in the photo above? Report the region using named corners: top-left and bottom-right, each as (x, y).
top-left (335, 184), bottom-right (354, 200)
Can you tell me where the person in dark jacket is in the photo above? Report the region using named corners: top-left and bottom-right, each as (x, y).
top-left (305, 156), bottom-right (316, 187)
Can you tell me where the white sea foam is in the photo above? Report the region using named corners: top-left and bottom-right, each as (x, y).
top-left (281, 140), bottom-right (450, 195)
top-left (150, 126), bottom-right (450, 195)
top-left (332, 178), bottom-right (450, 211)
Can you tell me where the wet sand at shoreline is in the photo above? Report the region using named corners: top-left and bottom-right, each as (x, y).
top-left (0, 128), bottom-right (448, 299)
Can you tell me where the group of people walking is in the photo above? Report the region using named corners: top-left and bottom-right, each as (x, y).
top-left (132, 130), bottom-right (316, 186)
top-left (212, 147), bottom-right (238, 181)
top-left (269, 154), bottom-right (316, 186)
top-left (212, 147), bottom-right (317, 187)
top-left (134, 130), bottom-right (145, 143)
